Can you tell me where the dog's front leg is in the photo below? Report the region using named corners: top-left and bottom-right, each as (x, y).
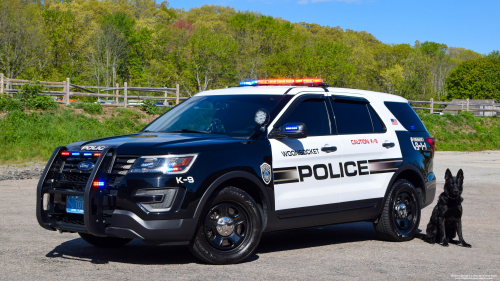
top-left (456, 219), bottom-right (471, 248)
top-left (438, 217), bottom-right (448, 246)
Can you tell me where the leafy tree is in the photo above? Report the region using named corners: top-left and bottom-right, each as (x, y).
top-left (446, 58), bottom-right (500, 100)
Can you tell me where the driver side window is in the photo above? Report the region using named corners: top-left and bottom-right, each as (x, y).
top-left (282, 99), bottom-right (331, 136)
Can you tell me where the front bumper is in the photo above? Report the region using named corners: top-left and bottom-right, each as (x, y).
top-left (36, 147), bottom-right (197, 243)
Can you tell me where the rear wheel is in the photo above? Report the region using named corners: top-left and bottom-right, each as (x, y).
top-left (189, 186), bottom-right (263, 264)
top-left (79, 233), bottom-right (132, 248)
top-left (374, 179), bottom-right (421, 242)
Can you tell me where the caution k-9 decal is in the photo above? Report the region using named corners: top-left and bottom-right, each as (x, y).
top-left (273, 158), bottom-right (403, 185)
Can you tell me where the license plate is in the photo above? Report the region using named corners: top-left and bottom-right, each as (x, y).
top-left (66, 196), bottom-right (84, 214)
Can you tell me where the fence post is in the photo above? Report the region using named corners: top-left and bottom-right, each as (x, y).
top-left (164, 89), bottom-right (168, 105)
top-left (115, 83), bottom-right (119, 104)
top-left (176, 84), bottom-right (179, 105)
top-left (124, 82), bottom-right (128, 108)
top-left (66, 78), bottom-right (70, 104)
top-left (466, 98), bottom-right (469, 111)
top-left (0, 73), bottom-right (3, 94)
top-left (430, 98), bottom-right (434, 114)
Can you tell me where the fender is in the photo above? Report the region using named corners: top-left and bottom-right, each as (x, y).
top-left (379, 164), bottom-right (426, 215)
top-left (193, 171), bottom-right (271, 219)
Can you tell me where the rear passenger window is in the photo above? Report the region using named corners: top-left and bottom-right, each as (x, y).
top-left (331, 100), bottom-right (385, 134)
top-left (282, 99), bottom-right (331, 136)
top-left (368, 105), bottom-right (386, 133)
top-left (384, 102), bottom-right (427, 132)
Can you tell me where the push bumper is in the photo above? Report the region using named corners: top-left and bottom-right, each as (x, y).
top-left (36, 147), bottom-right (197, 243)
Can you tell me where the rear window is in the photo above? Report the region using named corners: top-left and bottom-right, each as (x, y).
top-left (384, 102), bottom-right (427, 132)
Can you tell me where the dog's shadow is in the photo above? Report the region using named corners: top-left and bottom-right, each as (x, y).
top-left (45, 222), bottom-right (382, 264)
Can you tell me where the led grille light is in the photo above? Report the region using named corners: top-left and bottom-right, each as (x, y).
top-left (71, 152), bottom-right (80, 157)
top-left (92, 180), bottom-right (105, 187)
top-left (83, 152), bottom-right (93, 157)
top-left (239, 78), bottom-right (324, 86)
top-left (61, 151), bottom-right (70, 157)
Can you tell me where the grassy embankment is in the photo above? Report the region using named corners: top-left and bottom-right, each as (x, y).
top-left (0, 105), bottom-right (499, 164)
top-left (0, 106), bottom-right (160, 164)
top-left (418, 110), bottom-right (500, 151)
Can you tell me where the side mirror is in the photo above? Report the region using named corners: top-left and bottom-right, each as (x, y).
top-left (269, 122), bottom-right (308, 139)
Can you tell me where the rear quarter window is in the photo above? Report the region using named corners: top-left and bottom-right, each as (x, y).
top-left (384, 102), bottom-right (427, 132)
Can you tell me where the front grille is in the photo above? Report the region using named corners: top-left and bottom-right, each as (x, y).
top-left (63, 173), bottom-right (90, 183)
top-left (109, 157), bottom-right (137, 186)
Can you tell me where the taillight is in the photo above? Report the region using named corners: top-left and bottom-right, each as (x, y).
top-left (425, 136), bottom-right (435, 157)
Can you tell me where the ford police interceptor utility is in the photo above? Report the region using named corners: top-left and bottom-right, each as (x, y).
top-left (36, 78), bottom-right (436, 264)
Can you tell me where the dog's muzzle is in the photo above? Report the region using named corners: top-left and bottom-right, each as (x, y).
top-left (395, 203), bottom-right (408, 218)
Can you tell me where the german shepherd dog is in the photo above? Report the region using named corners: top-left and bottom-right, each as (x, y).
top-left (424, 169), bottom-right (471, 247)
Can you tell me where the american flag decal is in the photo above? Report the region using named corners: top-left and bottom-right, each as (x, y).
top-left (391, 119), bottom-right (398, 125)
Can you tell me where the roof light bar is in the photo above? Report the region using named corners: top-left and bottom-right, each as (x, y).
top-left (239, 78), bottom-right (324, 87)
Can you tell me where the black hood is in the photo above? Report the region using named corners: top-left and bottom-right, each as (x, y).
top-left (66, 133), bottom-right (252, 155)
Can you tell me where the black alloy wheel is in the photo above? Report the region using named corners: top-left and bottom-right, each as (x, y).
top-left (203, 203), bottom-right (250, 251)
top-left (374, 179), bottom-right (421, 242)
top-left (392, 191), bottom-right (417, 236)
top-left (189, 186), bottom-right (263, 265)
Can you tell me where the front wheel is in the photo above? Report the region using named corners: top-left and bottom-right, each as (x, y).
top-left (189, 186), bottom-right (263, 265)
top-left (79, 233), bottom-right (132, 247)
top-left (374, 179), bottom-right (421, 242)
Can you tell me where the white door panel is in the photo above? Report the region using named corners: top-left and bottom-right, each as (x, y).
top-left (340, 131), bottom-right (402, 202)
top-left (271, 137), bottom-right (343, 210)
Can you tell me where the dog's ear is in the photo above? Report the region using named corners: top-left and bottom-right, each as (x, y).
top-left (445, 169), bottom-right (452, 181)
top-left (457, 169), bottom-right (464, 181)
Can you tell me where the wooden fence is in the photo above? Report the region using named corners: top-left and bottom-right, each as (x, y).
top-left (0, 73), bottom-right (187, 107)
top-left (409, 98), bottom-right (500, 114)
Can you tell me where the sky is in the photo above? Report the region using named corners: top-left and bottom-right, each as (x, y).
top-left (166, 0), bottom-right (499, 55)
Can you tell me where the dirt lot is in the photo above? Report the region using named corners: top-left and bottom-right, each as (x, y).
top-left (1, 151), bottom-right (499, 280)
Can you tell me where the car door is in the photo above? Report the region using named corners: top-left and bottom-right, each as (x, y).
top-left (329, 95), bottom-right (402, 204)
top-left (269, 93), bottom-right (343, 211)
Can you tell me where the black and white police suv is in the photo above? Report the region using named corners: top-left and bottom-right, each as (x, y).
top-left (36, 78), bottom-right (436, 264)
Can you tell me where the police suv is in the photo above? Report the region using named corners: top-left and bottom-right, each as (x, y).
top-left (36, 78), bottom-right (436, 264)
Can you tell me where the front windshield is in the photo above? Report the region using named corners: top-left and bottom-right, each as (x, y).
top-left (144, 95), bottom-right (283, 138)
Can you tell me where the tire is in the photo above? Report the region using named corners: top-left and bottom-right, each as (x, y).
top-left (79, 233), bottom-right (132, 248)
top-left (374, 179), bottom-right (421, 242)
top-left (189, 186), bottom-right (263, 265)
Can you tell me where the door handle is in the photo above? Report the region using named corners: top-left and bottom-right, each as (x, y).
top-left (382, 142), bottom-right (395, 148)
top-left (321, 146), bottom-right (337, 152)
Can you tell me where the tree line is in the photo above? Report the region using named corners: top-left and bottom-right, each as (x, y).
top-left (0, 0), bottom-right (498, 101)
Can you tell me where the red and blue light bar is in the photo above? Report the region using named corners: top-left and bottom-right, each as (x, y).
top-left (60, 151), bottom-right (102, 157)
top-left (239, 78), bottom-right (324, 87)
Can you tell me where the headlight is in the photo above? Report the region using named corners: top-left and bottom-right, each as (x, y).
top-left (129, 154), bottom-right (197, 174)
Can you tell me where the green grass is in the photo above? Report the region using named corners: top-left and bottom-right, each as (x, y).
top-left (418, 111), bottom-right (500, 151)
top-left (0, 108), bottom-right (147, 163)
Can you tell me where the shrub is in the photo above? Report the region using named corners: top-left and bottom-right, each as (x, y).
top-left (83, 103), bottom-right (102, 114)
top-left (16, 83), bottom-right (57, 110)
top-left (71, 102), bottom-right (103, 114)
top-left (0, 97), bottom-right (24, 111)
top-left (140, 99), bottom-right (170, 115)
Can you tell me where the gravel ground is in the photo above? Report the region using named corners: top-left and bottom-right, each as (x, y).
top-left (0, 162), bottom-right (45, 181)
top-left (0, 152), bottom-right (499, 280)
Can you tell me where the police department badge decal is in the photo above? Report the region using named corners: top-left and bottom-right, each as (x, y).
top-left (260, 163), bottom-right (272, 185)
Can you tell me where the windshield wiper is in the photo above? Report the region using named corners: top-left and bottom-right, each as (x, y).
top-left (163, 129), bottom-right (210, 134)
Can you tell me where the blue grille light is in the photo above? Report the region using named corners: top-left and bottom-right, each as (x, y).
top-left (71, 152), bottom-right (80, 157)
top-left (98, 181), bottom-right (105, 187)
top-left (410, 125), bottom-right (415, 129)
top-left (83, 152), bottom-right (93, 157)
top-left (285, 126), bottom-right (299, 131)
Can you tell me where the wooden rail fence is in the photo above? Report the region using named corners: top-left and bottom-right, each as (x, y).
top-left (0, 73), bottom-right (187, 107)
top-left (409, 98), bottom-right (500, 114)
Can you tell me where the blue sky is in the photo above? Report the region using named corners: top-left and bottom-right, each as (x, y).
top-left (166, 0), bottom-right (498, 55)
